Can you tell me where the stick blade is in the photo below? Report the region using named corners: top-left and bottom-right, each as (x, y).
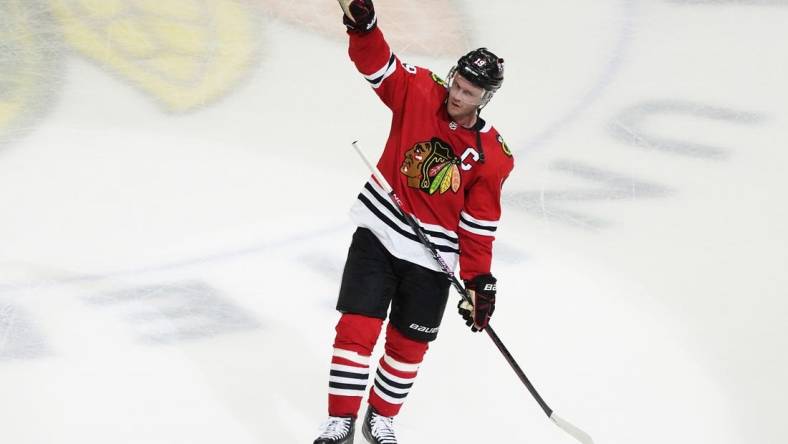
top-left (550, 413), bottom-right (594, 444)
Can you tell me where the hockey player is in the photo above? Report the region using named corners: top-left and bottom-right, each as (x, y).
top-left (314, 1), bottom-right (513, 443)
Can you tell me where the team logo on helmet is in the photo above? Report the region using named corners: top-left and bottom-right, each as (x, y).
top-left (400, 137), bottom-right (462, 195)
top-left (456, 47), bottom-right (504, 92)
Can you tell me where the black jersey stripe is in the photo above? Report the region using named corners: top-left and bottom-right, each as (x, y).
top-left (357, 194), bottom-right (460, 254)
top-left (363, 183), bottom-right (459, 244)
top-left (375, 369), bottom-right (413, 390)
top-left (459, 214), bottom-right (497, 232)
top-left (366, 53), bottom-right (396, 86)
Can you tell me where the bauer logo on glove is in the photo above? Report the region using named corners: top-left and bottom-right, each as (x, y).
top-left (458, 273), bottom-right (497, 332)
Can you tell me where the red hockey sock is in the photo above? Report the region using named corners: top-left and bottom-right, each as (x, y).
top-left (369, 323), bottom-right (429, 417)
top-left (328, 313), bottom-right (384, 418)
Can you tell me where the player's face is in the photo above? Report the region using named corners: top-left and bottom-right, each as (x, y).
top-left (447, 74), bottom-right (484, 120)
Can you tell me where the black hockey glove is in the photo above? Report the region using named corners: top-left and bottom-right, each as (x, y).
top-left (458, 274), bottom-right (497, 332)
top-left (339, 0), bottom-right (377, 33)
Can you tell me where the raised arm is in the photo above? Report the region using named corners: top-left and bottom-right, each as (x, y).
top-left (339, 0), bottom-right (417, 112)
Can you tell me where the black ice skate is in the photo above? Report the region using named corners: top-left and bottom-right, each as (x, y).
top-left (361, 407), bottom-right (397, 444)
top-left (314, 416), bottom-right (355, 444)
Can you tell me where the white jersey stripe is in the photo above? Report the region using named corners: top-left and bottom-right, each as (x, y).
top-left (367, 179), bottom-right (460, 241)
top-left (360, 187), bottom-right (458, 250)
top-left (350, 178), bottom-right (460, 273)
top-left (370, 61), bottom-right (397, 89)
top-left (459, 220), bottom-right (496, 237)
top-left (460, 210), bottom-right (498, 229)
top-left (364, 52), bottom-right (394, 81)
top-left (350, 201), bottom-right (460, 273)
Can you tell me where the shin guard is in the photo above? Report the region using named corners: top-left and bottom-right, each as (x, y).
top-left (369, 323), bottom-right (429, 417)
top-left (328, 313), bottom-right (383, 418)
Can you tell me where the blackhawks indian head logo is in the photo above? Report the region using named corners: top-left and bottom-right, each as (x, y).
top-left (400, 137), bottom-right (461, 195)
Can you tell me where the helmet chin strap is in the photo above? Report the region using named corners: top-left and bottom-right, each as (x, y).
top-left (478, 90), bottom-right (494, 110)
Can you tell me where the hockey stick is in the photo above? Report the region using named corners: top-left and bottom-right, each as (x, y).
top-left (351, 141), bottom-right (594, 444)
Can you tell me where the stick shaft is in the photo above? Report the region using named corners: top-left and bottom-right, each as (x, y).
top-left (351, 141), bottom-right (595, 443)
top-left (351, 141), bottom-right (552, 416)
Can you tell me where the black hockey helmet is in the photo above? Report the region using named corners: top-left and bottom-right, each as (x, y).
top-left (447, 47), bottom-right (504, 108)
top-left (456, 47), bottom-right (504, 92)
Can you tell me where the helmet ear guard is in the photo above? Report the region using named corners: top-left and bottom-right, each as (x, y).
top-left (446, 65), bottom-right (458, 91)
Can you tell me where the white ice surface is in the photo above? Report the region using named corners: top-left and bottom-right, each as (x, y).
top-left (1, 1), bottom-right (786, 443)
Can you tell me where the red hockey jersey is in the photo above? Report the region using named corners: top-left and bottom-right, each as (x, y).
top-left (347, 27), bottom-right (514, 281)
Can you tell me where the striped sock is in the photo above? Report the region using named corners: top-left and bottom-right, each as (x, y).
top-left (328, 347), bottom-right (371, 417)
top-left (369, 352), bottom-right (420, 417)
top-left (368, 323), bottom-right (428, 417)
top-left (328, 313), bottom-right (383, 418)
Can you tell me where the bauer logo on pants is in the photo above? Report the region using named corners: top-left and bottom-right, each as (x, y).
top-left (409, 323), bottom-right (439, 334)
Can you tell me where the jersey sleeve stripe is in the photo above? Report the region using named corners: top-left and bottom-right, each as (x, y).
top-left (460, 210), bottom-right (498, 230)
top-left (459, 220), bottom-right (496, 237)
top-left (459, 216), bottom-right (497, 232)
top-left (364, 53), bottom-right (397, 89)
top-left (363, 52), bottom-right (395, 81)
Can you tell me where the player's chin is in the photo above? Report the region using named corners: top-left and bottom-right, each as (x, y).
top-left (447, 103), bottom-right (462, 118)
top-left (448, 106), bottom-right (473, 121)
